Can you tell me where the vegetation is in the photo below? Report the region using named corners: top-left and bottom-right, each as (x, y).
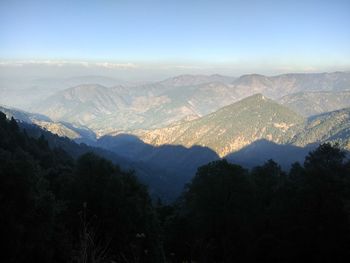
top-left (1, 112), bottom-right (350, 262)
top-left (279, 90), bottom-right (350, 117)
top-left (160, 145), bottom-right (350, 262)
top-left (0, 112), bottom-right (163, 262)
top-left (141, 94), bottom-right (305, 157)
top-left (292, 107), bottom-right (350, 149)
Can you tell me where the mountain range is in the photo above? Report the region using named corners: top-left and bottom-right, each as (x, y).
top-left (136, 94), bottom-right (350, 159)
top-left (28, 72), bottom-right (350, 134)
top-left (2, 71), bottom-right (350, 199)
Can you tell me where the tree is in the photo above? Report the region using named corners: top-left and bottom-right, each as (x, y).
top-left (68, 153), bottom-right (164, 263)
top-left (175, 160), bottom-right (254, 262)
top-left (0, 114), bottom-right (165, 262)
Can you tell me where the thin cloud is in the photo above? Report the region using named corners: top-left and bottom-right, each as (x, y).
top-left (94, 62), bottom-right (138, 69)
top-left (0, 60), bottom-right (138, 69)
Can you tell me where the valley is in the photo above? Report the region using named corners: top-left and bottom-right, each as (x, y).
top-left (2, 71), bottom-right (350, 200)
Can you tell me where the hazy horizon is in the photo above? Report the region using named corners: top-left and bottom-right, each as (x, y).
top-left (1, 0), bottom-right (349, 81)
top-left (0, 60), bottom-right (349, 83)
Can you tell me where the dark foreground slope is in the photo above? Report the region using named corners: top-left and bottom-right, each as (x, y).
top-left (159, 144), bottom-right (350, 262)
top-left (2, 112), bottom-right (350, 262)
top-left (0, 106), bottom-right (218, 200)
top-left (0, 112), bottom-right (164, 262)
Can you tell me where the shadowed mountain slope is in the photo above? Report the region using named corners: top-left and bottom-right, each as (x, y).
top-left (95, 133), bottom-right (220, 197)
top-left (225, 139), bottom-right (314, 169)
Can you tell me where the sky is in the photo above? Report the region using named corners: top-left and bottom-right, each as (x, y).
top-left (0, 0), bottom-right (349, 78)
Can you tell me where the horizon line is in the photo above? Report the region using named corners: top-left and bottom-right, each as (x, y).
top-left (1, 59), bottom-right (349, 76)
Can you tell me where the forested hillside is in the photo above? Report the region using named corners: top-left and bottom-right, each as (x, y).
top-left (279, 91), bottom-right (350, 116)
top-left (0, 112), bottom-right (163, 262)
top-left (159, 145), bottom-right (350, 262)
top-left (2, 112), bottom-right (350, 262)
top-left (139, 94), bottom-right (306, 157)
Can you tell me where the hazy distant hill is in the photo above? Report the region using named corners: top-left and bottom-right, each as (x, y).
top-left (232, 72), bottom-right (350, 99)
top-left (279, 91), bottom-right (350, 116)
top-left (158, 74), bottom-right (235, 87)
top-left (30, 72), bottom-right (350, 135)
top-left (31, 84), bottom-right (128, 124)
top-left (139, 94), bottom-right (305, 157)
top-left (30, 75), bottom-right (238, 132)
top-left (0, 75), bottom-right (127, 109)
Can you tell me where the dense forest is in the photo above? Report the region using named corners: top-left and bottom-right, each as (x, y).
top-left (1, 112), bottom-right (350, 262)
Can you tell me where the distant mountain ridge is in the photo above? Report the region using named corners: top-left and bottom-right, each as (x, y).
top-left (231, 72), bottom-right (350, 99)
top-left (279, 90), bottom-right (350, 116)
top-left (0, 75), bottom-right (128, 109)
top-left (158, 74), bottom-right (236, 87)
top-left (29, 72), bottom-right (350, 134)
top-left (31, 84), bottom-right (128, 124)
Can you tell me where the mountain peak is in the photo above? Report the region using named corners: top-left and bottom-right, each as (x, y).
top-left (140, 95), bottom-right (305, 157)
top-left (160, 74), bottom-right (212, 87)
top-left (238, 73), bottom-right (267, 80)
top-left (244, 93), bottom-right (265, 100)
top-left (160, 74), bottom-right (235, 87)
top-left (65, 83), bottom-right (108, 92)
top-left (218, 93), bottom-right (270, 111)
top-left (31, 83), bottom-right (127, 123)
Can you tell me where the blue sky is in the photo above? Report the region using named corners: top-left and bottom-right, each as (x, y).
top-left (0, 0), bottom-right (349, 73)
